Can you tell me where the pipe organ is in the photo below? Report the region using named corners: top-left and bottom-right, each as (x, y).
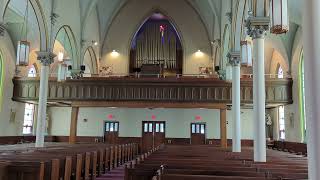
top-left (130, 19), bottom-right (182, 75)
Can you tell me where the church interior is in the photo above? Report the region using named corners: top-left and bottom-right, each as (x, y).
top-left (0, 0), bottom-right (318, 179)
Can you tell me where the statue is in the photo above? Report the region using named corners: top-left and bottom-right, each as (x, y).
top-left (265, 113), bottom-right (273, 140)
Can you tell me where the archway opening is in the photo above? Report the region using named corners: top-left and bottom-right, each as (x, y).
top-left (129, 12), bottom-right (183, 76)
top-left (83, 47), bottom-right (98, 76)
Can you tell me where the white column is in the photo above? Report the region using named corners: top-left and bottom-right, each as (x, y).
top-left (35, 52), bottom-right (55, 147)
top-left (246, 17), bottom-right (269, 162)
top-left (228, 52), bottom-right (241, 152)
top-left (302, 1), bottom-right (320, 179)
top-left (253, 37), bottom-right (266, 162)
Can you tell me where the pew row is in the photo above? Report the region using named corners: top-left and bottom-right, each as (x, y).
top-left (124, 145), bottom-right (308, 180)
top-left (0, 143), bottom-right (139, 180)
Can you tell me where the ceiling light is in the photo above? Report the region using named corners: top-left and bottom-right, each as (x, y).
top-left (111, 50), bottom-right (119, 57)
top-left (195, 50), bottom-right (204, 57)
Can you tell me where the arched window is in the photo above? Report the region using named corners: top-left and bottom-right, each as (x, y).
top-left (28, 65), bottom-right (36, 77)
top-left (277, 65), bottom-right (284, 78)
top-left (299, 52), bottom-right (306, 142)
top-left (23, 65), bottom-right (36, 134)
top-left (279, 105), bottom-right (285, 140)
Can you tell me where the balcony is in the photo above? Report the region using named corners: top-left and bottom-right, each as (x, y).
top-left (12, 74), bottom-right (293, 107)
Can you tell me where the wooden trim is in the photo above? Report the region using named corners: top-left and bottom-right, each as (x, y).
top-left (220, 109), bottom-right (227, 148)
top-left (69, 107), bottom-right (79, 144)
top-left (72, 101), bottom-right (227, 109)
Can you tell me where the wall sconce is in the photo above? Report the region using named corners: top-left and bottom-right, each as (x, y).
top-left (58, 52), bottom-right (64, 62)
top-left (195, 50), bottom-right (204, 57)
top-left (111, 50), bottom-right (119, 57)
top-left (92, 41), bottom-right (98, 46)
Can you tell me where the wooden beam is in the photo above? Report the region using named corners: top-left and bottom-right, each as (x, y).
top-left (72, 101), bottom-right (227, 109)
top-left (220, 108), bottom-right (227, 148)
top-left (69, 107), bottom-right (79, 144)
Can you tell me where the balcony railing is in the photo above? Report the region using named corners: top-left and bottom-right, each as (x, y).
top-left (12, 74), bottom-right (293, 106)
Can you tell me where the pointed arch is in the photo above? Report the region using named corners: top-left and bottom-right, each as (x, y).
top-left (129, 10), bottom-right (184, 74)
top-left (128, 8), bottom-right (184, 53)
top-left (2, 0), bottom-right (48, 51)
top-left (83, 46), bottom-right (98, 74)
top-left (52, 25), bottom-right (79, 71)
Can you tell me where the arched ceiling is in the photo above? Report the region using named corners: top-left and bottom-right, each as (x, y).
top-left (79, 0), bottom-right (222, 43)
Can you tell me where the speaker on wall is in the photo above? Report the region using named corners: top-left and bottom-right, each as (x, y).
top-left (80, 65), bottom-right (86, 71)
top-left (68, 65), bottom-right (72, 70)
top-left (215, 66), bottom-right (220, 71)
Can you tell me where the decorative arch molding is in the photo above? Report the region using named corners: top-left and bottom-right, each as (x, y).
top-left (291, 27), bottom-right (303, 79)
top-left (128, 8), bottom-right (185, 53)
top-left (2, 0), bottom-right (48, 51)
top-left (232, 0), bottom-right (246, 51)
top-left (269, 50), bottom-right (289, 76)
top-left (221, 24), bottom-right (231, 70)
top-left (83, 46), bottom-right (98, 74)
top-left (54, 25), bottom-right (79, 68)
top-left (102, 0), bottom-right (212, 75)
top-left (211, 39), bottom-right (221, 67)
top-left (264, 36), bottom-right (289, 74)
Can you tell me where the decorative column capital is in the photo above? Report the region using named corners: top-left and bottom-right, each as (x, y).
top-left (245, 16), bottom-right (270, 39)
top-left (36, 51), bottom-right (56, 66)
top-left (0, 22), bottom-right (6, 37)
top-left (225, 12), bottom-right (232, 23)
top-left (227, 51), bottom-right (241, 66)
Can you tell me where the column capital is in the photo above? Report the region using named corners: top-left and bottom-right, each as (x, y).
top-left (227, 51), bottom-right (241, 66)
top-left (0, 22), bottom-right (6, 37)
top-left (246, 16), bottom-right (270, 39)
top-left (36, 51), bottom-right (56, 66)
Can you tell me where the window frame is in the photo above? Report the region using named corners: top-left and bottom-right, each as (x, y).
top-left (104, 121), bottom-right (119, 133)
top-left (299, 52), bottom-right (307, 142)
top-left (278, 105), bottom-right (285, 140)
top-left (22, 66), bottom-right (37, 135)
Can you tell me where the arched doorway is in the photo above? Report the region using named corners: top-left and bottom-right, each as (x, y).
top-left (129, 12), bottom-right (183, 76)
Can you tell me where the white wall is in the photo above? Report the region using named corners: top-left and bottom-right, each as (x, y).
top-left (0, 31), bottom-right (25, 136)
top-left (49, 107), bottom-right (255, 140)
top-left (101, 0), bottom-right (212, 75)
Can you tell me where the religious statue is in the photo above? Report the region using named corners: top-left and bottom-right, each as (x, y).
top-left (265, 113), bottom-right (273, 140)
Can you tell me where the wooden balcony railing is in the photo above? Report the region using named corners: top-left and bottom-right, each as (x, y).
top-left (12, 77), bottom-right (293, 106)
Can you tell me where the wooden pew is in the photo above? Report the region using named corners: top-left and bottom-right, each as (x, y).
top-left (0, 143), bottom-right (138, 180)
top-left (126, 145), bottom-right (308, 180)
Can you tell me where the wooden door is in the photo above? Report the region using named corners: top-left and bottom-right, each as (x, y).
top-left (142, 121), bottom-right (166, 152)
top-left (142, 122), bottom-right (154, 152)
top-left (104, 121), bottom-right (119, 144)
top-left (190, 123), bottom-right (206, 145)
top-left (154, 122), bottom-right (165, 148)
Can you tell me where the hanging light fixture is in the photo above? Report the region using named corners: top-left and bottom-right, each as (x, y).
top-left (225, 63), bottom-right (232, 81)
top-left (16, 0), bottom-right (30, 66)
top-left (240, 41), bottom-right (253, 66)
top-left (270, 0), bottom-right (289, 34)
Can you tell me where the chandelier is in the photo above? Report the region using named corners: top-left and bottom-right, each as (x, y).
top-left (270, 0), bottom-right (289, 34)
top-left (16, 0), bottom-right (30, 66)
top-left (240, 41), bottom-right (252, 66)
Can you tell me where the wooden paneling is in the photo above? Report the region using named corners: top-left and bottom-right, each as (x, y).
top-left (12, 77), bottom-right (293, 105)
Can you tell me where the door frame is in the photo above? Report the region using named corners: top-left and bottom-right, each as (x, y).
top-left (190, 122), bottom-right (207, 144)
top-left (104, 121), bottom-right (120, 143)
top-left (141, 121), bottom-right (166, 151)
